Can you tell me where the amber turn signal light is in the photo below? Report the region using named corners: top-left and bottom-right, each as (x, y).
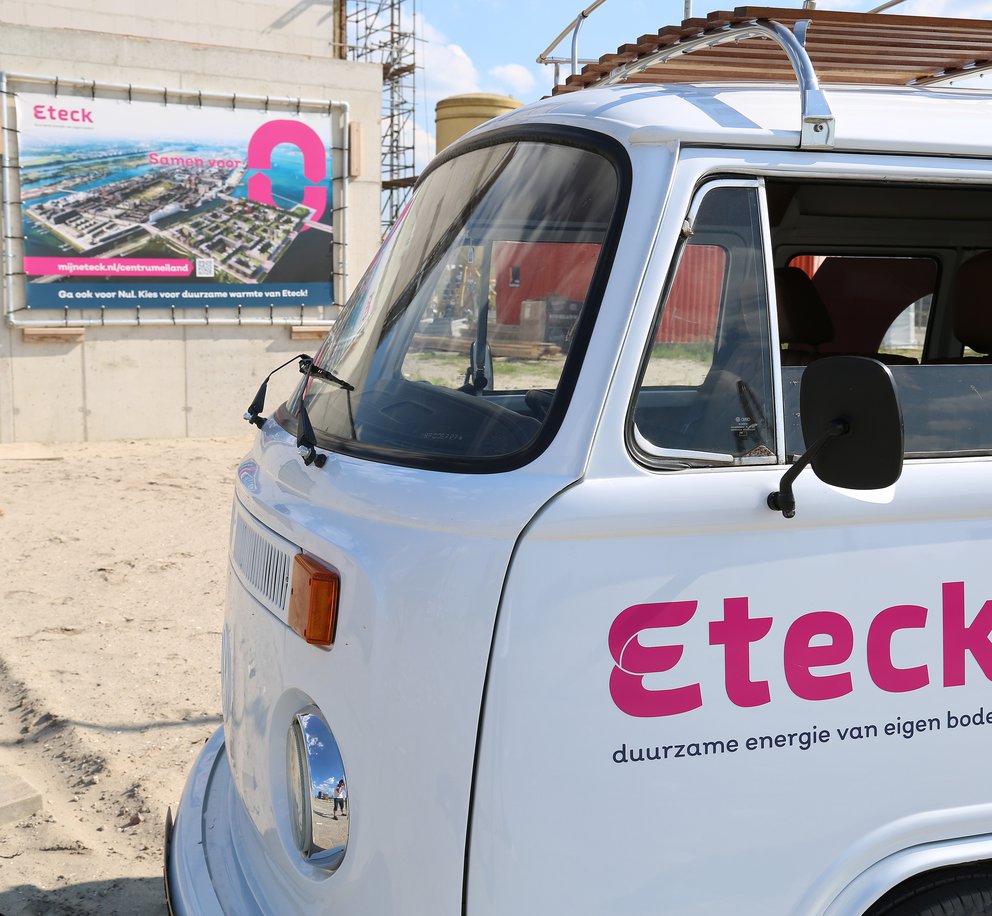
top-left (288, 554), bottom-right (340, 647)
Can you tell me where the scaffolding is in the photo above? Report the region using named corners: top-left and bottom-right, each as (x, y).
top-left (343, 0), bottom-right (418, 235)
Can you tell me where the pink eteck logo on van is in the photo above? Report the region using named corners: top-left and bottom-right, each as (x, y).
top-left (608, 582), bottom-right (992, 717)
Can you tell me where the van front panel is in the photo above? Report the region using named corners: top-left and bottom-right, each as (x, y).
top-left (218, 422), bottom-right (582, 913)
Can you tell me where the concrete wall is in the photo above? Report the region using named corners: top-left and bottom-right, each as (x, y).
top-left (0, 3), bottom-right (382, 443)
top-left (4, 0), bottom-right (343, 60)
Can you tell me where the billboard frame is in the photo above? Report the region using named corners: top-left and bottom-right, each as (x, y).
top-left (1, 72), bottom-right (352, 329)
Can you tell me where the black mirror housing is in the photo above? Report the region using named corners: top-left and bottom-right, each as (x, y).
top-left (769, 356), bottom-right (904, 518)
top-left (802, 356), bottom-right (904, 490)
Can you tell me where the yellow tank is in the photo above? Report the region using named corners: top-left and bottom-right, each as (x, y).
top-left (435, 93), bottom-right (523, 153)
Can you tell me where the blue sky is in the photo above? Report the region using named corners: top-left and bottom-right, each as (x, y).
top-left (417, 0), bottom-right (659, 104)
top-left (412, 0), bottom-right (992, 163)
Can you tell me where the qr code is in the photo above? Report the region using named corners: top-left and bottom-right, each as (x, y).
top-left (195, 258), bottom-right (215, 278)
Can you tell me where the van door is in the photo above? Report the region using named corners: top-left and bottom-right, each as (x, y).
top-left (466, 175), bottom-right (992, 915)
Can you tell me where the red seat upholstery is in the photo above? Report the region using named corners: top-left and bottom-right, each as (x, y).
top-left (946, 251), bottom-right (992, 362)
top-left (775, 266), bottom-right (834, 365)
top-left (775, 266), bottom-right (919, 366)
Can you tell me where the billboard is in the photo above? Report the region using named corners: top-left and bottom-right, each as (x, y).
top-left (16, 91), bottom-right (338, 310)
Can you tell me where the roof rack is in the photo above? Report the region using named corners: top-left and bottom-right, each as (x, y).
top-left (537, 0), bottom-right (608, 89)
top-left (553, 6), bottom-right (992, 97)
top-left (554, 6), bottom-right (992, 94)
top-left (603, 18), bottom-right (834, 148)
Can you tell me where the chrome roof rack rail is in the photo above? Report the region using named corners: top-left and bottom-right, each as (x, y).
top-left (600, 18), bottom-right (834, 149)
top-left (537, 0), bottom-right (608, 87)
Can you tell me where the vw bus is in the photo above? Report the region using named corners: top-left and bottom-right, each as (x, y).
top-left (167, 7), bottom-right (992, 914)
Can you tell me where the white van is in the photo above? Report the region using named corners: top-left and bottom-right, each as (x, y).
top-left (166, 7), bottom-right (992, 914)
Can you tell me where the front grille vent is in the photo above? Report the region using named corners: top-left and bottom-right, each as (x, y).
top-left (231, 502), bottom-right (299, 617)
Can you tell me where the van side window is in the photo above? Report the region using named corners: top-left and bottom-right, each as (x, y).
top-left (777, 255), bottom-right (939, 458)
top-left (767, 178), bottom-right (992, 459)
top-left (631, 184), bottom-right (776, 466)
top-left (779, 256), bottom-right (935, 365)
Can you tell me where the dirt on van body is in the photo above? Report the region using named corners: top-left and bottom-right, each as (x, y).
top-left (0, 435), bottom-right (255, 915)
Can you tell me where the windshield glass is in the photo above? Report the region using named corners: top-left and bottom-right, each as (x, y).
top-left (283, 135), bottom-right (625, 470)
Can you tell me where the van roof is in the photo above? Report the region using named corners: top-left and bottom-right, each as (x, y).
top-left (491, 82), bottom-right (992, 158)
top-left (481, 7), bottom-right (992, 159)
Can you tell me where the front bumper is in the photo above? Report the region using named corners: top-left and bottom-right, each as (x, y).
top-left (165, 727), bottom-right (264, 915)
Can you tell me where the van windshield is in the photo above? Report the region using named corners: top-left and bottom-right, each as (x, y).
top-left (281, 136), bottom-right (624, 471)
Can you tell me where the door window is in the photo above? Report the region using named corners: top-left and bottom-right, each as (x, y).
top-left (631, 183), bottom-right (776, 466)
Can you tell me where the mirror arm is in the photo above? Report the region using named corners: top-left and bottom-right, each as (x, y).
top-left (768, 419), bottom-right (849, 519)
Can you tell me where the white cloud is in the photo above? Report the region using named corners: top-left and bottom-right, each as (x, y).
top-left (412, 14), bottom-right (486, 171)
top-left (487, 63), bottom-right (537, 98)
top-left (419, 16), bottom-right (482, 102)
top-left (424, 41), bottom-right (481, 98)
top-left (397, 13), bottom-right (544, 172)
top-left (354, 10), bottom-right (481, 111)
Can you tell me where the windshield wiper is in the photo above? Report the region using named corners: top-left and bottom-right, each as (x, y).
top-left (244, 353), bottom-right (313, 429)
top-left (243, 353), bottom-right (356, 469)
top-left (297, 357), bottom-right (357, 465)
top-left (300, 357), bottom-right (354, 392)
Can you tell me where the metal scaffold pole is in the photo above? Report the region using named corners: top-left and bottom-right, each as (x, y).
top-left (343, 0), bottom-right (418, 235)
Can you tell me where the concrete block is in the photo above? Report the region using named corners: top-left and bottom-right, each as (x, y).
top-left (290, 325), bottom-right (334, 342)
top-left (0, 769), bottom-right (42, 826)
top-left (0, 2), bottom-right (28, 27)
top-left (19, 1), bottom-right (58, 29)
top-left (83, 327), bottom-right (188, 440)
top-left (9, 331), bottom-right (86, 442)
top-left (184, 328), bottom-right (304, 438)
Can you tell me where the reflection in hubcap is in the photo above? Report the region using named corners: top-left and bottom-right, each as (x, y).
top-left (286, 707), bottom-right (348, 871)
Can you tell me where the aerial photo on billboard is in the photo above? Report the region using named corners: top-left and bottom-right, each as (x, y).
top-left (16, 91), bottom-right (337, 311)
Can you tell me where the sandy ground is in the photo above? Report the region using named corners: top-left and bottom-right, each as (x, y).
top-left (0, 435), bottom-right (256, 915)
top-left (0, 352), bottom-right (708, 916)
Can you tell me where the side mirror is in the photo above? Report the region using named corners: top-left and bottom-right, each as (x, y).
top-left (768, 356), bottom-right (904, 518)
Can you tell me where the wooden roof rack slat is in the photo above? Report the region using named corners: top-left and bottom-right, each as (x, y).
top-left (659, 42), bottom-right (984, 65)
top-left (740, 5), bottom-right (992, 30)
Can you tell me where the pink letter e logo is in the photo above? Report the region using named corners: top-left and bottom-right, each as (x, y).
top-left (247, 120), bottom-right (327, 229)
top-left (608, 601), bottom-right (702, 717)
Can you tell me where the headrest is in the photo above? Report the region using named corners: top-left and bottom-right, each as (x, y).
top-left (954, 251), bottom-right (992, 354)
top-left (774, 266), bottom-right (834, 348)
